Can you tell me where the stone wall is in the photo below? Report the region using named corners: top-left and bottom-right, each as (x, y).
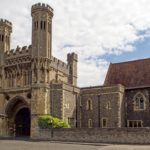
top-left (0, 117), bottom-right (8, 137)
top-left (31, 85), bottom-right (50, 137)
top-left (50, 82), bottom-right (80, 127)
top-left (62, 83), bottom-right (79, 127)
top-left (50, 83), bottom-right (63, 119)
top-left (80, 85), bottom-right (125, 128)
top-left (37, 128), bottom-right (150, 144)
top-left (125, 87), bottom-right (150, 127)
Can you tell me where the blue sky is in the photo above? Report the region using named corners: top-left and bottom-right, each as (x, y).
top-left (103, 36), bottom-right (150, 63)
top-left (1, 0), bottom-right (150, 87)
top-left (101, 37), bottom-right (150, 63)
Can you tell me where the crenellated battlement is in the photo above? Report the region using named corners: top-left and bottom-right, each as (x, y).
top-left (51, 56), bottom-right (69, 74)
top-left (31, 3), bottom-right (53, 14)
top-left (67, 53), bottom-right (78, 62)
top-left (5, 45), bottom-right (32, 58)
top-left (0, 19), bottom-right (12, 27)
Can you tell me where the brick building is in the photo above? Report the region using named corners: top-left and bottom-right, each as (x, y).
top-left (0, 3), bottom-right (149, 138)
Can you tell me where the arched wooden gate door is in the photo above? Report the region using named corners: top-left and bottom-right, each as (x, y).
top-left (5, 96), bottom-right (31, 137)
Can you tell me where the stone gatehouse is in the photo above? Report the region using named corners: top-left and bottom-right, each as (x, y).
top-left (0, 2), bottom-right (150, 138)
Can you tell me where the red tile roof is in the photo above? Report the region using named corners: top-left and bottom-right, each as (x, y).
top-left (104, 58), bottom-right (150, 88)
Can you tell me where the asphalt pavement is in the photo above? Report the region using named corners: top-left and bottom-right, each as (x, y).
top-left (1, 140), bottom-right (150, 150)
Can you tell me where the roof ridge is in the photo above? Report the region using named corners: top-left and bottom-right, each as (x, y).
top-left (112, 57), bottom-right (150, 65)
top-left (104, 57), bottom-right (150, 87)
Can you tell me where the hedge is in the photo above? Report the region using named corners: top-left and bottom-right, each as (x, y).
top-left (38, 115), bottom-right (70, 129)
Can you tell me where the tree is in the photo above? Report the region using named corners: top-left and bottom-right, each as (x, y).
top-left (38, 115), bottom-right (70, 129)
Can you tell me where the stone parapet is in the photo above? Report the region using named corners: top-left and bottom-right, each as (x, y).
top-left (31, 3), bottom-right (53, 15)
top-left (5, 45), bottom-right (32, 58)
top-left (67, 53), bottom-right (78, 62)
top-left (81, 84), bottom-right (125, 95)
top-left (0, 19), bottom-right (12, 28)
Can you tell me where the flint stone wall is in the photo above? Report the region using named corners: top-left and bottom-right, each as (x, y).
top-left (37, 128), bottom-right (150, 144)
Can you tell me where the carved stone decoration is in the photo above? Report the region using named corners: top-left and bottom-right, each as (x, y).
top-left (27, 93), bottom-right (32, 99)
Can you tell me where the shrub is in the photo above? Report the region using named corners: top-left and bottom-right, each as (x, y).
top-left (38, 115), bottom-right (70, 129)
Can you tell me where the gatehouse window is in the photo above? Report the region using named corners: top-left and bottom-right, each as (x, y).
top-left (41, 21), bottom-right (43, 30)
top-left (48, 23), bottom-right (51, 33)
top-left (106, 101), bottom-right (111, 110)
top-left (8, 75), bottom-right (11, 87)
top-left (34, 21), bottom-right (38, 30)
top-left (2, 35), bottom-right (4, 42)
top-left (102, 118), bottom-right (108, 128)
top-left (127, 120), bottom-right (143, 128)
top-left (34, 22), bottom-right (36, 30)
top-left (88, 119), bottom-right (92, 128)
top-left (133, 92), bottom-right (146, 111)
top-left (44, 21), bottom-right (46, 30)
top-left (0, 34), bottom-right (4, 42)
top-left (86, 99), bottom-right (92, 110)
top-left (79, 98), bottom-right (82, 107)
top-left (37, 21), bottom-right (38, 29)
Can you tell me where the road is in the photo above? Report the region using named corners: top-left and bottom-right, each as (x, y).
top-left (1, 140), bottom-right (150, 150)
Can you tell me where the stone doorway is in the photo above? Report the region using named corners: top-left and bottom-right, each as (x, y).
top-left (15, 108), bottom-right (30, 137)
top-left (5, 96), bottom-right (31, 137)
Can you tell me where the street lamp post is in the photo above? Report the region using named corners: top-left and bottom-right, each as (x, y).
top-left (50, 119), bottom-right (53, 138)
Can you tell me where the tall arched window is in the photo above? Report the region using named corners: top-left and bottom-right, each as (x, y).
top-left (40, 21), bottom-right (43, 30)
top-left (88, 119), bottom-right (92, 128)
top-left (133, 93), bottom-right (146, 111)
top-left (86, 99), bottom-right (92, 110)
top-left (34, 21), bottom-right (36, 30)
top-left (36, 21), bottom-right (38, 29)
top-left (106, 101), bottom-right (111, 110)
top-left (2, 35), bottom-right (4, 42)
top-left (44, 21), bottom-right (46, 30)
top-left (48, 23), bottom-right (51, 33)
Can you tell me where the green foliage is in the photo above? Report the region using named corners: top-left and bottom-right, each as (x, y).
top-left (38, 115), bottom-right (70, 129)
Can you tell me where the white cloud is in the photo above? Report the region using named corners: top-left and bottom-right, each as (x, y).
top-left (0, 0), bottom-right (150, 86)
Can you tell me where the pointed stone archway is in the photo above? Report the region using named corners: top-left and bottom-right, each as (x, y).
top-left (5, 96), bottom-right (31, 137)
top-left (15, 107), bottom-right (30, 137)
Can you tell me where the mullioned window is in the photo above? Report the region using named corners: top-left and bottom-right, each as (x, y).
top-left (133, 92), bottom-right (146, 111)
